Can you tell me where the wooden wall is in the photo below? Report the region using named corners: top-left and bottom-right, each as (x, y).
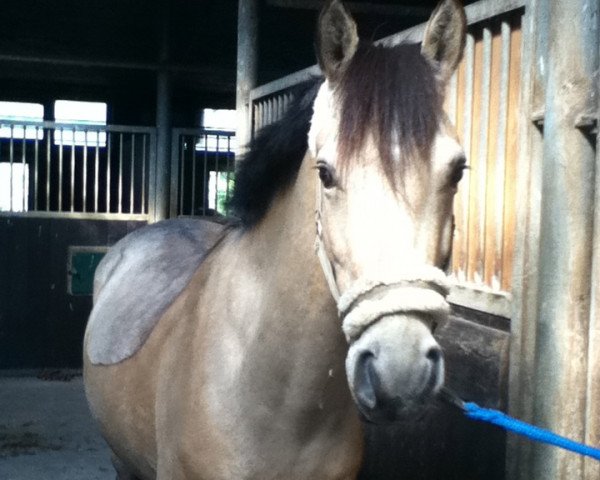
top-left (448, 11), bottom-right (523, 293)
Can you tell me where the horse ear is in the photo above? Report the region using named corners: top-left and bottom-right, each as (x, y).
top-left (421, 0), bottom-right (466, 85)
top-left (316, 0), bottom-right (359, 83)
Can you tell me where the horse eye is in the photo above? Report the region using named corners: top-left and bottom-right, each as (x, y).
top-left (450, 161), bottom-right (468, 185)
top-left (318, 165), bottom-right (336, 189)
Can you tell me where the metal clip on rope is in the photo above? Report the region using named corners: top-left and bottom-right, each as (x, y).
top-left (440, 388), bottom-right (600, 462)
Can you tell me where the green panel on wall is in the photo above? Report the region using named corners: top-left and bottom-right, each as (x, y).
top-left (68, 249), bottom-right (107, 296)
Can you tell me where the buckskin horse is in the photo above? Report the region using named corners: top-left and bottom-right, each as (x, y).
top-left (84, 1), bottom-right (467, 478)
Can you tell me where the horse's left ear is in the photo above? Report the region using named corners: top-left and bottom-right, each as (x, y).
top-left (421, 0), bottom-right (466, 85)
top-left (316, 0), bottom-right (359, 83)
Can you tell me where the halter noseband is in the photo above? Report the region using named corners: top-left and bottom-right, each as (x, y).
top-left (314, 181), bottom-right (451, 343)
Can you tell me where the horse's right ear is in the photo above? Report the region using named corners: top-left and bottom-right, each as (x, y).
top-left (316, 0), bottom-right (359, 83)
top-left (421, 0), bottom-right (466, 85)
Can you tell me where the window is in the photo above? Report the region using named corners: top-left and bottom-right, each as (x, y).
top-left (197, 108), bottom-right (237, 152)
top-left (0, 101), bottom-right (44, 140)
top-left (54, 100), bottom-right (107, 146)
top-left (202, 108), bottom-right (236, 130)
top-left (208, 171), bottom-right (234, 215)
top-left (0, 162), bottom-right (28, 212)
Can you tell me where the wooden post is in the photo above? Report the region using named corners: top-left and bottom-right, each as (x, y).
top-left (236, 0), bottom-right (259, 157)
top-left (527, 0), bottom-right (598, 478)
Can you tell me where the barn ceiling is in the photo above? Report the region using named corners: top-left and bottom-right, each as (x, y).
top-left (0, 0), bottom-right (477, 112)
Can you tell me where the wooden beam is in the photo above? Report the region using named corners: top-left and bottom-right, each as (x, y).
top-left (265, 0), bottom-right (431, 17)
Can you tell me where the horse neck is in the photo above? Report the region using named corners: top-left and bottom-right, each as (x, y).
top-left (242, 149), bottom-right (337, 334)
top-left (233, 150), bottom-right (355, 418)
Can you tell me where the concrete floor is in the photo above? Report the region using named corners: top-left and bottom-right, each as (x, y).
top-left (0, 375), bottom-right (114, 480)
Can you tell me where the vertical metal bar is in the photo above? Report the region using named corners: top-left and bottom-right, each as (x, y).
top-left (262, 100), bottom-right (267, 129)
top-left (21, 125), bottom-right (27, 211)
top-left (275, 95), bottom-right (281, 122)
top-left (94, 133), bottom-right (99, 213)
top-left (203, 133), bottom-right (208, 215)
top-left (254, 102), bottom-right (259, 136)
top-left (106, 132), bottom-right (111, 213)
top-left (34, 127), bottom-right (39, 211)
top-left (83, 129), bottom-right (88, 212)
top-left (118, 133), bottom-right (123, 214)
top-left (272, 97), bottom-right (276, 124)
top-left (251, 103), bottom-right (256, 139)
top-left (271, 97), bottom-right (276, 123)
top-left (130, 134), bottom-right (135, 213)
top-left (226, 134), bottom-right (232, 209)
top-left (45, 130), bottom-right (50, 211)
top-left (70, 129), bottom-right (75, 212)
top-left (141, 134), bottom-right (146, 214)
top-left (215, 134), bottom-right (220, 213)
top-left (147, 131), bottom-right (157, 221)
top-left (58, 128), bottom-right (63, 212)
top-left (179, 135), bottom-right (185, 216)
top-left (191, 136), bottom-right (197, 215)
top-left (9, 125), bottom-right (14, 211)
top-left (261, 101), bottom-right (266, 130)
top-left (475, 27), bottom-right (492, 284)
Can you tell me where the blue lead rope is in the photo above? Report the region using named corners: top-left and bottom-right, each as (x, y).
top-left (440, 389), bottom-right (600, 461)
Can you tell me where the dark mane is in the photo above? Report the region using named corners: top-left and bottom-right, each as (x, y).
top-left (229, 78), bottom-right (323, 227)
top-left (230, 42), bottom-right (442, 227)
top-left (337, 42), bottom-right (442, 185)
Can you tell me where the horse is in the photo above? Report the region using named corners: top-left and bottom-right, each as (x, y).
top-left (83, 0), bottom-right (467, 478)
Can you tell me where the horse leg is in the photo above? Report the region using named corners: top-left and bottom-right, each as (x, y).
top-left (111, 453), bottom-right (141, 480)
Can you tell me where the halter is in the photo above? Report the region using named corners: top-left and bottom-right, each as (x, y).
top-left (314, 180), bottom-right (451, 343)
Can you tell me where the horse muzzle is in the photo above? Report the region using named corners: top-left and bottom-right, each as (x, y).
top-left (346, 313), bottom-right (444, 423)
top-left (338, 268), bottom-right (450, 424)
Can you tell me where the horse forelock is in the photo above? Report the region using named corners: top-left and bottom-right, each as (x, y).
top-left (336, 42), bottom-right (443, 187)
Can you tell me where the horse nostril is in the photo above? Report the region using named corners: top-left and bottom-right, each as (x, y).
top-left (354, 351), bottom-right (378, 410)
top-left (426, 346), bottom-right (442, 364)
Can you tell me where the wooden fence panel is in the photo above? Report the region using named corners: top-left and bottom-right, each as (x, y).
top-left (448, 12), bottom-right (522, 294)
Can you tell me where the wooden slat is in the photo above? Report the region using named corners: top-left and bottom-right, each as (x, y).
top-left (502, 17), bottom-right (522, 292)
top-left (484, 23), bottom-right (503, 287)
top-left (451, 51), bottom-right (468, 283)
top-left (467, 31), bottom-right (484, 284)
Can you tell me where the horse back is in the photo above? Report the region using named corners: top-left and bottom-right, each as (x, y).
top-left (85, 218), bottom-right (227, 365)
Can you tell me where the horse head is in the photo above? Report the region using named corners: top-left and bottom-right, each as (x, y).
top-left (310, 0), bottom-right (467, 423)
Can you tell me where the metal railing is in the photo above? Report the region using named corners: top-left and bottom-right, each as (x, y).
top-left (170, 128), bottom-right (235, 218)
top-left (0, 120), bottom-right (155, 220)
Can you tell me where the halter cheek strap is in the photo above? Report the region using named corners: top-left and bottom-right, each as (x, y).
top-left (314, 180), bottom-right (451, 343)
top-left (314, 178), bottom-right (341, 302)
